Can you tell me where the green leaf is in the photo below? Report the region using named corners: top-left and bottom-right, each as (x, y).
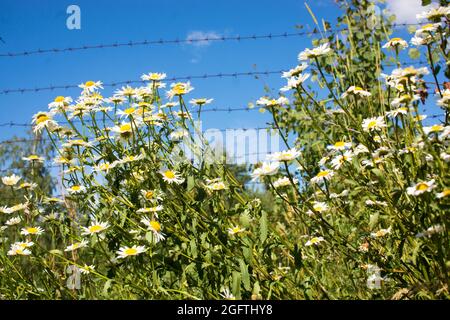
top-left (421, 0), bottom-right (431, 5)
top-left (260, 211), bottom-right (268, 243)
top-left (240, 259), bottom-right (251, 291)
top-left (232, 271), bottom-right (241, 299)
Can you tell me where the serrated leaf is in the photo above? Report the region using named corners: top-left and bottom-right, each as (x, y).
top-left (240, 259), bottom-right (251, 291)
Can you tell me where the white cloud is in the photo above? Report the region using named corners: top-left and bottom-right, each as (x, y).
top-left (385, 0), bottom-right (435, 24)
top-left (185, 31), bottom-right (221, 47)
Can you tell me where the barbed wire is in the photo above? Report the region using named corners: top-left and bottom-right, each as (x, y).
top-left (0, 23), bottom-right (426, 58)
top-left (0, 60), bottom-right (436, 95)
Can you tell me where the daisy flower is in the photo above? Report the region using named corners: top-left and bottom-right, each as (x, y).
top-left (64, 240), bottom-right (89, 252)
top-left (93, 162), bottom-right (117, 173)
top-left (362, 116), bottom-right (387, 132)
top-left (190, 98), bottom-right (213, 106)
top-left (111, 122), bottom-right (133, 139)
top-left (166, 82), bottom-right (194, 100)
top-left (137, 206), bottom-right (164, 219)
top-left (228, 225), bottom-right (245, 235)
top-left (327, 141), bottom-right (352, 151)
top-left (7, 245), bottom-right (32, 256)
top-left (169, 129), bottom-right (189, 141)
top-left (20, 226), bottom-right (44, 236)
top-left (251, 162), bottom-right (280, 181)
top-left (67, 185), bottom-right (86, 194)
top-left (371, 227), bottom-right (391, 238)
top-left (116, 245), bottom-right (147, 259)
top-left (386, 107), bottom-right (408, 118)
top-left (307, 202), bottom-right (329, 216)
top-left (280, 74), bottom-right (310, 92)
top-left (219, 288), bottom-right (236, 300)
top-left (78, 81), bottom-right (103, 94)
top-left (62, 139), bottom-right (93, 148)
top-left (310, 169), bottom-right (335, 184)
top-left (204, 178), bottom-right (228, 192)
top-left (117, 107), bottom-right (138, 118)
top-left (382, 38), bottom-right (408, 50)
top-left (141, 72), bottom-right (167, 82)
top-left (282, 63), bottom-right (308, 78)
top-left (417, 6), bottom-right (450, 20)
top-left (298, 43), bottom-right (332, 61)
top-left (272, 176), bottom-right (298, 188)
top-left (330, 151), bottom-right (353, 169)
top-left (415, 23), bottom-right (442, 37)
top-left (2, 174), bottom-right (21, 186)
top-left (267, 148), bottom-right (301, 162)
top-left (140, 189), bottom-right (164, 203)
top-left (22, 155), bottom-right (45, 163)
top-left (305, 236), bottom-right (325, 246)
top-left (48, 96), bottom-right (72, 110)
top-left (423, 124), bottom-right (444, 135)
top-left (32, 111), bottom-right (58, 133)
top-left (436, 189), bottom-right (450, 199)
top-left (256, 96), bottom-right (289, 108)
top-left (82, 221), bottom-right (110, 236)
top-left (79, 264), bottom-right (96, 275)
top-left (141, 218), bottom-right (166, 243)
top-left (341, 86), bottom-right (372, 98)
top-left (117, 154), bottom-right (145, 164)
top-left (5, 216), bottom-right (21, 226)
top-left (406, 179), bottom-right (436, 196)
top-left (160, 169), bottom-right (185, 184)
top-left (1, 203), bottom-right (27, 214)
top-left (437, 89), bottom-right (450, 107)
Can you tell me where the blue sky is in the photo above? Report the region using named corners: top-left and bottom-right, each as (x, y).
top-left (0, 0), bottom-right (444, 145)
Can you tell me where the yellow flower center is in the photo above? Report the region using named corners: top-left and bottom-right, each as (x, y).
top-left (422, 24), bottom-right (434, 30)
top-left (124, 107), bottom-right (135, 115)
top-left (71, 186), bottom-right (81, 191)
top-left (232, 227), bottom-right (241, 233)
top-left (89, 225), bottom-right (103, 233)
top-left (124, 248), bottom-right (138, 255)
top-left (440, 189), bottom-right (450, 197)
top-left (150, 221), bottom-right (161, 232)
top-left (430, 125), bottom-right (443, 132)
top-left (172, 84), bottom-right (186, 95)
top-left (85, 81), bottom-right (95, 87)
top-left (54, 96), bottom-right (65, 102)
top-left (367, 120), bottom-right (377, 128)
top-left (27, 227), bottom-right (38, 234)
top-left (334, 141), bottom-right (345, 148)
top-left (145, 191), bottom-right (154, 199)
top-left (164, 171), bottom-right (176, 179)
top-left (416, 183), bottom-right (429, 191)
top-left (120, 124), bottom-right (132, 132)
top-left (36, 114), bottom-right (49, 125)
top-left (316, 170), bottom-right (329, 177)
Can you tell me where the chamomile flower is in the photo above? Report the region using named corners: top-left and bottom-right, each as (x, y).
top-left (62, 139), bottom-right (93, 148)
top-left (78, 81), bottom-right (103, 94)
top-left (7, 245), bottom-right (32, 256)
top-left (272, 176), bottom-right (298, 188)
top-left (2, 174), bottom-right (21, 186)
top-left (20, 226), bottom-right (44, 236)
top-left (32, 111), bottom-right (58, 133)
top-left (5, 216), bottom-right (21, 226)
top-left (415, 23), bottom-right (442, 37)
top-left (118, 154), bottom-right (145, 164)
top-left (82, 221), bottom-right (110, 236)
top-left (190, 98), bottom-right (213, 106)
top-left (327, 141), bottom-right (352, 151)
top-left (115, 86), bottom-right (137, 98)
top-left (416, 6), bottom-right (450, 20)
top-left (111, 122), bottom-right (133, 139)
top-left (228, 225), bottom-right (245, 235)
top-left (305, 236), bottom-right (325, 246)
top-left (117, 107), bottom-right (138, 118)
top-left (436, 189), bottom-right (450, 199)
top-left (219, 288), bottom-right (236, 300)
top-left (160, 169), bottom-right (185, 184)
top-left (93, 161), bottom-right (117, 173)
top-left (371, 227), bottom-right (391, 238)
top-left (330, 151), bottom-right (353, 169)
top-left (267, 148), bottom-right (301, 162)
top-left (416, 225), bottom-right (445, 238)
top-left (64, 240), bottom-right (89, 252)
top-left (298, 43), bottom-right (332, 61)
top-left (282, 63), bottom-right (308, 78)
top-left (16, 182), bottom-right (38, 190)
top-left (141, 72), bottom-right (167, 82)
top-left (307, 202), bottom-right (329, 216)
top-left (141, 218), bottom-right (166, 243)
top-left (140, 189), bottom-right (164, 203)
top-left (116, 245), bottom-right (147, 259)
top-left (48, 96), bottom-right (72, 110)
top-left (204, 178), bottom-right (228, 192)
top-left (1, 203), bottom-right (28, 214)
top-left (251, 162), bottom-right (280, 181)
top-left (386, 107), bottom-right (408, 118)
top-left (406, 179), bottom-right (436, 196)
top-left (362, 116), bottom-right (387, 132)
top-left (341, 86), bottom-right (372, 98)
top-left (310, 170), bottom-right (334, 184)
top-left (382, 38), bottom-right (408, 50)
top-left (166, 82), bottom-right (194, 100)
top-left (280, 74), bottom-right (310, 92)
top-left (137, 206), bottom-right (164, 218)
top-left (79, 264), bottom-right (96, 275)
top-left (67, 185), bottom-right (86, 194)
top-left (423, 124), bottom-right (444, 135)
top-left (256, 96), bottom-right (289, 108)
top-left (169, 129), bottom-right (189, 141)
top-left (22, 155), bottom-right (45, 163)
